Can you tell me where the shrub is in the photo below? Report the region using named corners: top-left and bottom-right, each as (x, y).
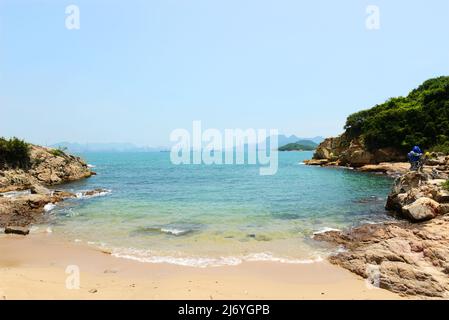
top-left (49, 147), bottom-right (67, 157)
top-left (442, 180), bottom-right (449, 192)
top-left (0, 137), bottom-right (31, 169)
top-left (429, 142), bottom-right (449, 155)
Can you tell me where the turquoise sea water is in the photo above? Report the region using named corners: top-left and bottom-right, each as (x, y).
top-left (44, 151), bottom-right (393, 267)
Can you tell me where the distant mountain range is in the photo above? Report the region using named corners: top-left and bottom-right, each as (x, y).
top-left (267, 135), bottom-right (323, 147)
top-left (50, 142), bottom-right (168, 153)
top-left (51, 135), bottom-right (324, 153)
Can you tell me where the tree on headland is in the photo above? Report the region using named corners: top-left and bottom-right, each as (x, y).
top-left (0, 137), bottom-right (31, 169)
top-left (344, 76), bottom-right (449, 153)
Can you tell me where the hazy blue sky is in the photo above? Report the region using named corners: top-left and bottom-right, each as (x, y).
top-left (1, 0), bottom-right (449, 146)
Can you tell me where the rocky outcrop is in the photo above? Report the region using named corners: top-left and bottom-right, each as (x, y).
top-left (0, 145), bottom-right (97, 230)
top-left (310, 133), bottom-right (405, 168)
top-left (0, 145), bottom-right (93, 193)
top-left (0, 187), bottom-right (110, 229)
top-left (358, 162), bottom-right (410, 176)
top-left (315, 155), bottom-right (449, 298)
top-left (385, 169), bottom-right (449, 222)
top-left (314, 218), bottom-right (449, 298)
top-left (0, 192), bottom-right (75, 227)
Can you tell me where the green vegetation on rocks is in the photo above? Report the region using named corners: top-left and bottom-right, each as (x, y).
top-left (344, 76), bottom-right (449, 153)
top-left (442, 180), bottom-right (449, 192)
top-left (0, 137), bottom-right (30, 169)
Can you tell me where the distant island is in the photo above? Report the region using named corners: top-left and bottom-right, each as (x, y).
top-left (278, 140), bottom-right (318, 151)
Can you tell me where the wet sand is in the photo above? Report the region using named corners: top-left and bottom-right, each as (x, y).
top-left (0, 233), bottom-right (402, 300)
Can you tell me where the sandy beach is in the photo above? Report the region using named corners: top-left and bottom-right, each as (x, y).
top-left (0, 233), bottom-right (402, 300)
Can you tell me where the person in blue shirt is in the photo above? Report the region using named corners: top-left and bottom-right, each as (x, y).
top-left (407, 146), bottom-right (423, 171)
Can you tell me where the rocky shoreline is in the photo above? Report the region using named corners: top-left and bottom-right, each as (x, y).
top-left (0, 145), bottom-right (103, 233)
top-left (313, 155), bottom-right (449, 298)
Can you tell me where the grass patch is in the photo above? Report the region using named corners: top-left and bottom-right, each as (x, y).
top-left (442, 180), bottom-right (449, 192)
top-left (49, 147), bottom-right (67, 158)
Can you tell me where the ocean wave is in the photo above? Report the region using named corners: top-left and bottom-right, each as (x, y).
top-left (133, 224), bottom-right (199, 237)
top-left (160, 227), bottom-right (191, 236)
top-left (44, 203), bottom-right (56, 212)
top-left (312, 227), bottom-right (341, 235)
top-left (111, 248), bottom-right (323, 268)
top-left (75, 189), bottom-right (111, 199)
top-left (87, 164), bottom-right (96, 168)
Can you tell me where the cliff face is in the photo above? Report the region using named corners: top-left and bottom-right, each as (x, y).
top-left (311, 134), bottom-right (405, 167)
top-left (0, 145), bottom-right (93, 193)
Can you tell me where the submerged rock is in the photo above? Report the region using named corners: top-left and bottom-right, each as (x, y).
top-left (4, 226), bottom-right (30, 235)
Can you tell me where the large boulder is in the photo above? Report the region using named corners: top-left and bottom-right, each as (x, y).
top-left (402, 197), bottom-right (441, 221)
top-left (385, 170), bottom-right (449, 222)
top-left (392, 171), bottom-right (429, 194)
top-left (30, 184), bottom-right (51, 195)
top-left (386, 172), bottom-right (430, 213)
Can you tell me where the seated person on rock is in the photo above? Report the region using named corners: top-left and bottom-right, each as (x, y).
top-left (407, 146), bottom-right (423, 171)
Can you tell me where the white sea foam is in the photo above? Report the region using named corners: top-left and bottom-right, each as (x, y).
top-left (110, 248), bottom-right (323, 268)
top-left (44, 203), bottom-right (56, 212)
top-left (0, 190), bottom-right (31, 198)
top-left (160, 227), bottom-right (190, 236)
top-left (87, 164), bottom-right (96, 168)
top-left (75, 189), bottom-right (111, 199)
top-left (29, 226), bottom-right (39, 233)
top-left (29, 226), bottom-right (53, 234)
top-left (244, 252), bottom-right (323, 264)
top-left (312, 227), bottom-right (341, 235)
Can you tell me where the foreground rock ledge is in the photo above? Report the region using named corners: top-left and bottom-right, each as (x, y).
top-left (314, 168), bottom-right (449, 298)
top-left (314, 218), bottom-right (449, 298)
